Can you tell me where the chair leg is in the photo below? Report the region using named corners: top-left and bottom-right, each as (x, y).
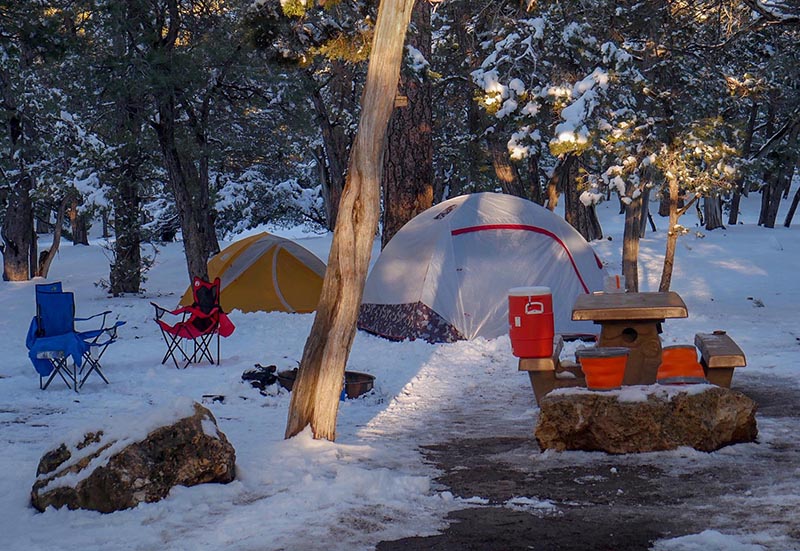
top-left (158, 328), bottom-right (193, 369)
top-left (79, 354), bottom-right (110, 388)
top-left (41, 357), bottom-right (74, 391)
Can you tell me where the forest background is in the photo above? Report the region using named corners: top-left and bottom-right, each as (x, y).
top-left (1, 0), bottom-right (798, 297)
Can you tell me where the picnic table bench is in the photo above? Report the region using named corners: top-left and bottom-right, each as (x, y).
top-left (694, 330), bottom-right (747, 388)
top-left (518, 335), bottom-right (585, 405)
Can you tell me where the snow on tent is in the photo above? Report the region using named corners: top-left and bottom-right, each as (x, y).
top-left (358, 192), bottom-right (607, 343)
top-left (179, 232), bottom-right (326, 313)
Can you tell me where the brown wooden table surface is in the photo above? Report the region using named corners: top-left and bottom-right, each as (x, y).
top-left (571, 291), bottom-right (688, 322)
top-left (571, 291), bottom-right (688, 385)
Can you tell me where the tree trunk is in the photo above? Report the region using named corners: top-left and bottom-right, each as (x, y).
top-left (2, 174), bottom-right (34, 281)
top-left (638, 186), bottom-right (651, 238)
top-left (311, 82), bottom-right (351, 232)
top-left (381, 0), bottom-right (433, 249)
top-left (784, 183), bottom-right (800, 228)
top-left (560, 155), bottom-right (602, 241)
top-left (546, 168), bottom-right (560, 211)
top-left (110, 170), bottom-right (142, 295)
top-left (728, 100), bottom-right (758, 225)
top-left (622, 194), bottom-right (642, 293)
top-left (153, 97), bottom-right (216, 282)
top-left (659, 178), bottom-right (681, 292)
top-left (285, 0), bottom-right (415, 442)
top-left (527, 153), bottom-right (544, 205)
top-left (488, 136), bottom-right (526, 198)
top-left (1, 76), bottom-right (34, 281)
top-left (36, 197), bottom-right (68, 278)
top-left (703, 195), bottom-right (725, 231)
top-left (68, 200), bottom-right (90, 245)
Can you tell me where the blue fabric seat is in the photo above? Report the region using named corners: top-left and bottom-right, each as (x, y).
top-left (25, 283), bottom-right (125, 391)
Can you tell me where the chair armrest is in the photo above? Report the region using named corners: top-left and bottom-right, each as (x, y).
top-left (151, 302), bottom-right (192, 320)
top-left (75, 310), bottom-right (112, 322)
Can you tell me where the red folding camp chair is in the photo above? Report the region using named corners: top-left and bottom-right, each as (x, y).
top-left (151, 277), bottom-right (235, 369)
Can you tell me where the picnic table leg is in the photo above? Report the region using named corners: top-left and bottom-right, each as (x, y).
top-left (597, 320), bottom-right (663, 385)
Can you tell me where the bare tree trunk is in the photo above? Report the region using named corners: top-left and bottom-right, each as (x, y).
top-left (729, 100), bottom-right (758, 225)
top-left (2, 174), bottom-right (34, 281)
top-left (36, 197), bottom-right (68, 278)
top-left (285, 0), bottom-right (415, 442)
top-left (560, 155), bottom-right (602, 241)
top-left (110, 169), bottom-right (142, 295)
top-left (703, 195), bottom-right (725, 231)
top-left (381, 0), bottom-right (433, 249)
top-left (527, 153), bottom-right (544, 205)
top-left (68, 200), bottom-right (90, 245)
top-left (488, 136), bottom-right (526, 198)
top-left (638, 186), bottom-right (651, 238)
top-left (153, 97), bottom-right (216, 282)
top-left (622, 195), bottom-right (642, 293)
top-left (311, 82), bottom-right (351, 231)
top-left (784, 182), bottom-right (800, 228)
top-left (660, 180), bottom-right (700, 292)
top-left (1, 75), bottom-right (34, 281)
top-left (546, 169), bottom-right (560, 211)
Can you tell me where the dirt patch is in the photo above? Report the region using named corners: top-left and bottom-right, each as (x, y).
top-left (377, 374), bottom-right (800, 550)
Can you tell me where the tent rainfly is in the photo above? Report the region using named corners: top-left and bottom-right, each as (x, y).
top-left (358, 192), bottom-right (607, 343)
top-left (180, 232), bottom-right (326, 314)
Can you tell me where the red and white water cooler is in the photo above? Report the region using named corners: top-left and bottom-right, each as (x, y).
top-left (508, 286), bottom-right (554, 358)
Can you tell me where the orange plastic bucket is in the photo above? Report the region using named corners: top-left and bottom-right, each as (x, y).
top-left (657, 345), bottom-right (706, 384)
top-left (576, 347), bottom-right (629, 390)
top-left (508, 286), bottom-right (554, 358)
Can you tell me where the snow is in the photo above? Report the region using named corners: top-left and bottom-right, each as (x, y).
top-left (2, 187), bottom-right (800, 550)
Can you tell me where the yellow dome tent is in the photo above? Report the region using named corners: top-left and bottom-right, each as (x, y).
top-left (180, 232), bottom-right (326, 313)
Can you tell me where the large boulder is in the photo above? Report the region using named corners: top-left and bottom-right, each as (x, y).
top-left (535, 385), bottom-right (757, 454)
top-left (31, 400), bottom-right (236, 513)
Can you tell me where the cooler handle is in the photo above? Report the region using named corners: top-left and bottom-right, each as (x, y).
top-left (525, 301), bottom-right (544, 315)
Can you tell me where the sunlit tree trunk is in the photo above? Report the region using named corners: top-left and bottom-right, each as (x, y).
top-left (659, 178), bottom-right (699, 292)
top-left (622, 195), bottom-right (642, 293)
top-left (285, 0), bottom-right (416, 442)
top-left (36, 197), bottom-right (68, 278)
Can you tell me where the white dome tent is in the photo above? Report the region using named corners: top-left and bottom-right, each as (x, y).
top-left (358, 192), bottom-right (607, 343)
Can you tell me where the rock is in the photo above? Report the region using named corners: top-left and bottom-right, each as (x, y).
top-left (31, 402), bottom-right (236, 513)
top-left (535, 385), bottom-right (757, 454)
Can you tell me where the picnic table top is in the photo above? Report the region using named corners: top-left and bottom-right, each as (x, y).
top-left (571, 291), bottom-right (688, 322)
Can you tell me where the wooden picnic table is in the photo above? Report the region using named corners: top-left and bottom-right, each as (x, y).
top-left (571, 291), bottom-right (688, 385)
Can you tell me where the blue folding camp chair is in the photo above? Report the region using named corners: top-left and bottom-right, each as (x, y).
top-left (26, 283), bottom-right (125, 391)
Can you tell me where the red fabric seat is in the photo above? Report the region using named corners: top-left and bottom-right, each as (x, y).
top-left (152, 277), bottom-right (235, 368)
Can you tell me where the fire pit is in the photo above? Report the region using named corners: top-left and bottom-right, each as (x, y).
top-left (277, 369), bottom-right (375, 399)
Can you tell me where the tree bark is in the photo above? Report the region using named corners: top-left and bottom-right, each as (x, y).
top-left (527, 153), bottom-right (545, 206)
top-left (153, 96), bottom-right (216, 282)
top-left (622, 195), bottom-right (642, 293)
top-left (2, 174), bottom-right (34, 281)
top-left (728, 100), bottom-right (758, 225)
top-left (67, 200), bottom-right (90, 245)
top-left (1, 68), bottom-right (34, 281)
top-left (311, 79), bottom-right (351, 232)
top-left (285, 0), bottom-right (415, 442)
top-left (488, 136), bottom-right (526, 198)
top-left (36, 197), bottom-right (68, 278)
top-left (560, 155), bottom-right (602, 241)
top-left (381, 0), bottom-right (433, 249)
top-left (703, 195), bottom-right (725, 231)
top-left (110, 168), bottom-right (142, 295)
top-left (784, 183), bottom-right (800, 228)
top-left (660, 179), bottom-right (700, 292)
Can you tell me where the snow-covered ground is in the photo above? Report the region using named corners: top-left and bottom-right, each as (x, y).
top-left (2, 189), bottom-right (799, 551)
